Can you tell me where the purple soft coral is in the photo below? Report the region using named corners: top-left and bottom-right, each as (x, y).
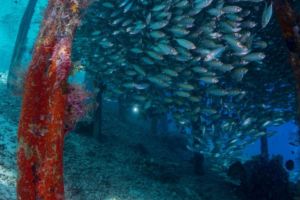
top-left (64, 84), bottom-right (90, 132)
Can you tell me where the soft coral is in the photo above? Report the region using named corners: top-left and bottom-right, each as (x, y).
top-left (64, 84), bottom-right (90, 132)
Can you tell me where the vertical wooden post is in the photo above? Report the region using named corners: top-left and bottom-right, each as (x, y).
top-left (151, 116), bottom-right (158, 135)
top-left (191, 120), bottom-right (204, 175)
top-left (118, 96), bottom-right (127, 122)
top-left (260, 135), bottom-right (269, 159)
top-left (93, 83), bottom-right (104, 140)
top-left (159, 114), bottom-right (168, 134)
top-left (17, 0), bottom-right (88, 199)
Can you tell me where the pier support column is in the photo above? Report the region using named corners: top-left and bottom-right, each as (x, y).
top-left (17, 1), bottom-right (88, 199)
top-left (274, 0), bottom-right (300, 139)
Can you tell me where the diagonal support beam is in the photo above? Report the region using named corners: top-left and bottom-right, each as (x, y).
top-left (7, 0), bottom-right (38, 93)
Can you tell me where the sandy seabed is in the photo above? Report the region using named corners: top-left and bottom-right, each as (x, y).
top-left (0, 72), bottom-right (241, 200)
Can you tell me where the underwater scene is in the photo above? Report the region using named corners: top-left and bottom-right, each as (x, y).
top-left (0, 0), bottom-right (300, 199)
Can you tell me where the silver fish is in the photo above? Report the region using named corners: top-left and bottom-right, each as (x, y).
top-left (261, 2), bottom-right (273, 28)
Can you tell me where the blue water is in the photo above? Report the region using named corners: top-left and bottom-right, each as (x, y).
top-left (243, 122), bottom-right (300, 181)
top-left (0, 0), bottom-right (298, 171)
top-left (0, 1), bottom-right (299, 199)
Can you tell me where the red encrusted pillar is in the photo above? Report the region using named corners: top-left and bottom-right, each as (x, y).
top-left (274, 0), bottom-right (300, 126)
top-left (17, 0), bottom-right (88, 199)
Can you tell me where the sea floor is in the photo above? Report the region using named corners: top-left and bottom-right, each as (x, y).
top-left (0, 74), bottom-right (243, 200)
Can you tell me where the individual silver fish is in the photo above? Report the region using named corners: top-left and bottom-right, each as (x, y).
top-left (261, 2), bottom-right (273, 28)
top-left (242, 52), bottom-right (265, 62)
top-left (204, 46), bottom-right (226, 62)
top-left (175, 38), bottom-right (196, 50)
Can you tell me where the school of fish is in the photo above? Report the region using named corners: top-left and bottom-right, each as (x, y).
top-left (72, 0), bottom-right (296, 169)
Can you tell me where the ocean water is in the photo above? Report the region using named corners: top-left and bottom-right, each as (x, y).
top-left (0, 0), bottom-right (299, 200)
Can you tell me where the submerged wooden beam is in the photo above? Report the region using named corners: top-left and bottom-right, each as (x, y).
top-left (17, 0), bottom-right (89, 199)
top-left (274, 0), bottom-right (300, 134)
top-left (7, 0), bottom-right (38, 92)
